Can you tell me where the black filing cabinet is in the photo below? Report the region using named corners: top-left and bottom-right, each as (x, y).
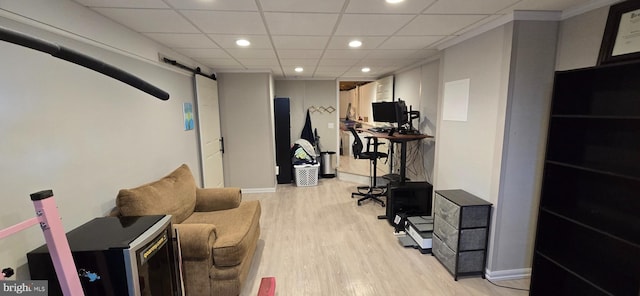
top-left (432, 189), bottom-right (492, 280)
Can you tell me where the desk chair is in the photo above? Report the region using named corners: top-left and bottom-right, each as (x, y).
top-left (349, 128), bottom-right (388, 206)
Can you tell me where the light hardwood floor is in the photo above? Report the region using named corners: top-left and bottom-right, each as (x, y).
top-left (241, 178), bottom-right (530, 296)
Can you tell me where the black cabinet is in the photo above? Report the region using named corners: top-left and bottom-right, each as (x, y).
top-left (27, 216), bottom-right (180, 296)
top-left (530, 62), bottom-right (640, 295)
top-left (274, 97), bottom-right (292, 184)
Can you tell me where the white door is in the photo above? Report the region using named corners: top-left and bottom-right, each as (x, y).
top-left (195, 74), bottom-right (224, 188)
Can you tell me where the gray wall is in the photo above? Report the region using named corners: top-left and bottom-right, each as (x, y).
top-left (492, 20), bottom-right (559, 272)
top-left (391, 60), bottom-right (440, 183)
top-left (556, 6), bottom-right (610, 70)
top-left (217, 73), bottom-right (276, 190)
top-left (434, 24), bottom-right (513, 202)
top-left (433, 20), bottom-right (559, 277)
top-left (274, 80), bottom-right (339, 153)
top-left (0, 17), bottom-right (198, 278)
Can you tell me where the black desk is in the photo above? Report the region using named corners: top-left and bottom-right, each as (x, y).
top-left (360, 129), bottom-right (433, 183)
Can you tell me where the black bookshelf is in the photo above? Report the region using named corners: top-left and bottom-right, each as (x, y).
top-left (530, 61), bottom-right (640, 295)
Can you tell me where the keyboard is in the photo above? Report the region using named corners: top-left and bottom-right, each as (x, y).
top-left (368, 127), bottom-right (391, 133)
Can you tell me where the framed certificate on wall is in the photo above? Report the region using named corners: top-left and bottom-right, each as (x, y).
top-left (598, 1), bottom-right (640, 65)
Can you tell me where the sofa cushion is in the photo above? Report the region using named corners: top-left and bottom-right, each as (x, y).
top-left (183, 200), bottom-right (261, 267)
top-left (116, 164), bottom-right (197, 224)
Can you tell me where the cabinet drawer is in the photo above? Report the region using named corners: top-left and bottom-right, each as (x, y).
top-left (434, 234), bottom-right (487, 276)
top-left (434, 194), bottom-right (460, 228)
top-left (434, 216), bottom-right (459, 250)
top-left (433, 235), bottom-right (455, 275)
top-left (434, 216), bottom-right (487, 252)
top-left (458, 250), bottom-right (486, 273)
top-left (459, 206), bottom-right (491, 228)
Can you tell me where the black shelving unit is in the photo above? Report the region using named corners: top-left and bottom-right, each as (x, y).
top-left (530, 61), bottom-right (640, 295)
top-left (274, 97), bottom-right (292, 184)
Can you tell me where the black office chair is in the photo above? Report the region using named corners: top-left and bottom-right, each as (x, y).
top-left (349, 127), bottom-right (388, 206)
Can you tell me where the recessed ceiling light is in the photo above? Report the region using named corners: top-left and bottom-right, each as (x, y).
top-left (295, 67), bottom-right (304, 72)
top-left (361, 67), bottom-right (371, 73)
top-left (236, 39), bottom-right (250, 46)
top-left (386, 0), bottom-right (404, 3)
top-left (349, 40), bottom-right (362, 48)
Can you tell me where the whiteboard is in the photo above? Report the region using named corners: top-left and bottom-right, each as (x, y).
top-left (442, 79), bottom-right (470, 121)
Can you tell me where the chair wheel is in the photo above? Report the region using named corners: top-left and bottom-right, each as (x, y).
top-left (357, 201), bottom-right (362, 206)
top-left (381, 202), bottom-right (385, 207)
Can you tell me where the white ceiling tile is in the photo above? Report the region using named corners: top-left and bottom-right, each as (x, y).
top-left (271, 66), bottom-right (285, 75)
top-left (181, 10), bottom-right (266, 34)
top-left (76, 0), bottom-right (592, 80)
top-left (237, 58), bottom-right (280, 67)
top-left (356, 58), bottom-right (407, 67)
top-left (283, 69), bottom-right (314, 78)
top-left (283, 65), bottom-right (313, 73)
top-left (174, 48), bottom-right (231, 58)
top-left (277, 50), bottom-right (323, 59)
top-left (208, 35), bottom-right (272, 49)
top-left (335, 14), bottom-right (414, 36)
top-left (346, 0), bottom-right (436, 14)
top-left (366, 49), bottom-right (416, 59)
top-left (93, 8), bottom-right (199, 33)
top-left (167, 0), bottom-right (257, 11)
top-left (454, 15), bottom-right (504, 36)
top-left (144, 33), bottom-right (218, 48)
top-left (424, 0), bottom-right (520, 14)
top-left (261, 0), bottom-right (345, 13)
top-left (265, 13), bottom-right (339, 35)
top-left (408, 49), bottom-right (440, 59)
top-left (342, 66), bottom-right (392, 77)
top-left (318, 59), bottom-right (360, 66)
top-left (377, 36), bottom-right (445, 50)
top-left (327, 36), bottom-right (388, 49)
top-left (279, 58), bottom-right (320, 66)
top-left (226, 48), bottom-right (277, 59)
top-left (272, 36), bottom-right (330, 50)
top-left (398, 14), bottom-right (488, 35)
top-left (74, 0), bottom-right (168, 8)
top-left (323, 49), bottom-right (369, 59)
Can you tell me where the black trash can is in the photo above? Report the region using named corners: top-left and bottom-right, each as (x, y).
top-left (320, 151), bottom-right (336, 178)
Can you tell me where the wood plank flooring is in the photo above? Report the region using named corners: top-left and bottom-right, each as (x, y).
top-left (241, 178), bottom-right (530, 296)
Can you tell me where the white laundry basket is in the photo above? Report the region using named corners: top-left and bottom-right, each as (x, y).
top-left (294, 163), bottom-right (320, 186)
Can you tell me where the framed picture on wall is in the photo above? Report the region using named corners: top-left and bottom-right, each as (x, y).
top-left (598, 0), bottom-right (640, 65)
top-left (183, 102), bottom-right (194, 131)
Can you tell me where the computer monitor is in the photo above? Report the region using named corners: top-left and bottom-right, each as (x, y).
top-left (372, 102), bottom-right (397, 123)
top-left (395, 99), bottom-right (409, 128)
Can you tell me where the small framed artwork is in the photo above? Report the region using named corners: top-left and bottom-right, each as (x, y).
top-left (598, 0), bottom-right (640, 65)
top-left (183, 102), bottom-right (194, 131)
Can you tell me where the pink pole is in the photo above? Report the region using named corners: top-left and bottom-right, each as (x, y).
top-left (0, 217), bottom-right (39, 239)
top-left (30, 190), bottom-right (85, 296)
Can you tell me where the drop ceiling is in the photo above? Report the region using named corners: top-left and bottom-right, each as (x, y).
top-left (73, 0), bottom-right (601, 79)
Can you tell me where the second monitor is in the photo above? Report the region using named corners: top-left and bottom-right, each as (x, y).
top-left (372, 100), bottom-right (412, 131)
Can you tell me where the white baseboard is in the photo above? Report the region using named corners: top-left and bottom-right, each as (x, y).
top-left (485, 268), bottom-right (531, 281)
top-left (242, 187), bottom-right (276, 194)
